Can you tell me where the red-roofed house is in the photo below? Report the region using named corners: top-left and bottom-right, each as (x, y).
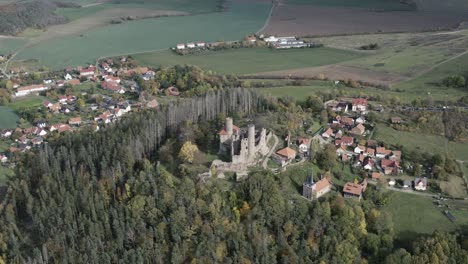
top-left (80, 67), bottom-right (95, 78)
top-left (341, 136), bottom-right (354, 146)
top-left (322, 127), bottom-right (333, 138)
top-left (352, 98), bottom-right (368, 112)
top-left (276, 147), bottom-right (297, 167)
top-left (101, 81), bottom-right (125, 94)
top-left (68, 117), bottom-right (82, 126)
top-left (343, 179), bottom-right (367, 200)
top-left (15, 84), bottom-right (49, 97)
top-left (381, 159), bottom-right (400, 175)
top-left (350, 123), bottom-right (366, 136)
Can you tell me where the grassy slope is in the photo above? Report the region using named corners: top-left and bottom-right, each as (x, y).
top-left (384, 191), bottom-right (468, 240)
top-left (134, 47), bottom-right (364, 74)
top-left (0, 106), bottom-right (19, 129)
top-left (374, 124), bottom-right (468, 161)
top-left (0, 38), bottom-right (28, 55)
top-left (14, 1), bottom-right (271, 69)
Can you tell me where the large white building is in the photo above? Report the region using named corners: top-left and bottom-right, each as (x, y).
top-left (15, 84), bottom-right (49, 97)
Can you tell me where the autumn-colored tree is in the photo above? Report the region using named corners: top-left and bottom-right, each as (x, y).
top-left (178, 141), bottom-right (199, 163)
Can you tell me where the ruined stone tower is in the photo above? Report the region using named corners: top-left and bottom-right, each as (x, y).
top-left (248, 124), bottom-right (256, 161)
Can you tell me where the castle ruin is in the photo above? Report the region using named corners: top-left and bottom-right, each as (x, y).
top-left (218, 117), bottom-right (271, 165)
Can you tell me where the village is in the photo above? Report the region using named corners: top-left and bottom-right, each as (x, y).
top-left (0, 58), bottom-right (177, 166)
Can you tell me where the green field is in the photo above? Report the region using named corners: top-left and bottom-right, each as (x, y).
top-left (287, 0), bottom-right (414, 10)
top-left (0, 106), bottom-right (19, 129)
top-left (13, 1), bottom-right (271, 69)
top-left (134, 47), bottom-right (364, 74)
top-left (374, 124), bottom-right (468, 161)
top-left (0, 38), bottom-right (28, 55)
top-left (8, 97), bottom-right (44, 111)
top-left (384, 192), bottom-right (468, 240)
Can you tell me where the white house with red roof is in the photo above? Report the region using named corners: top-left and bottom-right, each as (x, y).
top-left (176, 44), bottom-right (185, 50)
top-left (352, 98), bottom-right (368, 112)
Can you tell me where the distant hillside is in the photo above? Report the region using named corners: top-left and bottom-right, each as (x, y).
top-left (0, 0), bottom-right (69, 35)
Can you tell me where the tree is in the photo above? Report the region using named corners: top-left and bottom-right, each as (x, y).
top-left (304, 95), bottom-right (323, 113)
top-left (316, 144), bottom-right (337, 171)
top-left (178, 141), bottom-right (199, 164)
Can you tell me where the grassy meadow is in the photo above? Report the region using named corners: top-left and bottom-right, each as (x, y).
top-left (0, 38), bottom-right (28, 55)
top-left (134, 47), bottom-right (364, 74)
top-left (13, 1), bottom-right (271, 69)
top-left (384, 192), bottom-right (468, 240)
top-left (374, 124), bottom-right (468, 161)
top-left (0, 106), bottom-right (19, 129)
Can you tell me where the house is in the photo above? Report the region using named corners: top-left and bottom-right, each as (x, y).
top-left (297, 138), bottom-right (309, 153)
top-left (363, 157), bottom-right (374, 171)
top-left (343, 179), bottom-right (367, 200)
top-left (176, 44), bottom-right (185, 50)
top-left (388, 180), bottom-right (396, 187)
top-left (43, 79), bottom-right (53, 85)
top-left (341, 117), bottom-right (354, 127)
top-left (365, 148), bottom-right (375, 157)
top-left (79, 67), bottom-right (95, 78)
top-left (246, 36), bottom-right (257, 43)
top-left (350, 123), bottom-right (366, 136)
top-left (303, 175), bottom-right (331, 200)
top-left (371, 172), bottom-right (382, 181)
top-left (1, 130), bottom-right (12, 138)
top-left (391, 117), bottom-right (402, 124)
top-left (166, 86), bottom-right (180, 96)
top-left (376, 147), bottom-right (388, 159)
top-left (403, 180), bottom-right (412, 189)
top-left (186, 43), bottom-right (196, 48)
top-left (31, 136), bottom-right (44, 145)
top-left (64, 73), bottom-right (72, 80)
top-left (0, 154), bottom-right (7, 163)
top-left (147, 99), bottom-right (159, 109)
top-left (381, 159), bottom-right (400, 175)
top-left (101, 81), bottom-right (125, 94)
top-left (57, 124), bottom-right (73, 133)
top-left (15, 84), bottom-right (49, 97)
top-left (43, 100), bottom-right (53, 108)
top-left (66, 79), bottom-right (81, 86)
top-left (334, 101), bottom-right (349, 113)
top-left (36, 120), bottom-right (46, 128)
top-left (68, 117), bottom-right (82, 126)
top-left (335, 130), bottom-right (343, 139)
top-left (355, 116), bottom-right (366, 124)
top-left (341, 136), bottom-right (354, 146)
top-left (264, 36), bottom-right (278, 42)
top-left (352, 98), bottom-right (368, 112)
top-left (103, 75), bottom-right (121, 83)
top-left (49, 103), bottom-right (61, 113)
top-left (354, 145), bottom-right (365, 154)
top-left (196, 42), bottom-right (206, 47)
top-left (322, 128), bottom-right (333, 138)
top-left (390, 151), bottom-right (401, 161)
top-left (414, 177), bottom-right (427, 191)
top-left (58, 95), bottom-right (68, 104)
top-left (276, 147), bottom-right (297, 167)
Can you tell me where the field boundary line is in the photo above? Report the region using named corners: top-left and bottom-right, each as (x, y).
top-left (256, 2), bottom-right (275, 35)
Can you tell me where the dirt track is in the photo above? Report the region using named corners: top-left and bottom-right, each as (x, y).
top-left (263, 5), bottom-right (468, 36)
top-left (250, 64), bottom-right (408, 86)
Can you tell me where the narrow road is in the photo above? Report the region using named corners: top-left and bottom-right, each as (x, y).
top-left (256, 2), bottom-right (276, 35)
top-left (262, 134), bottom-right (279, 169)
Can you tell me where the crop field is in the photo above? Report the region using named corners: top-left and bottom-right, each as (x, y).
top-left (0, 37), bottom-right (28, 55)
top-left (134, 47), bottom-right (364, 74)
top-left (286, 0), bottom-right (415, 10)
top-left (0, 106), bottom-right (18, 129)
top-left (384, 192), bottom-right (468, 240)
top-left (374, 124), bottom-right (468, 161)
top-left (12, 1), bottom-right (271, 69)
top-left (263, 4), bottom-right (467, 37)
top-left (8, 96), bottom-right (44, 111)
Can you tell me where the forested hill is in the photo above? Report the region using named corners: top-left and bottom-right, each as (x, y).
top-left (0, 89), bottom-right (466, 263)
top-left (0, 1), bottom-right (68, 35)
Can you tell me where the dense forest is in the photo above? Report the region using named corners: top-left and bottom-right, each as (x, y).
top-left (0, 0), bottom-right (68, 35)
top-left (0, 89), bottom-right (467, 263)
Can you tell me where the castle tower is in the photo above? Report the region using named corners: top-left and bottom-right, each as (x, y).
top-left (226, 117), bottom-right (233, 138)
top-left (248, 124), bottom-right (255, 160)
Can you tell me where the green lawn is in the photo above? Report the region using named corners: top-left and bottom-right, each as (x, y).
top-left (14, 1), bottom-right (272, 69)
top-left (384, 192), bottom-right (468, 240)
top-left (287, 0), bottom-right (415, 10)
top-left (135, 47), bottom-right (364, 74)
top-left (374, 124), bottom-right (468, 161)
top-left (8, 96), bottom-right (44, 111)
top-left (0, 106), bottom-right (19, 129)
